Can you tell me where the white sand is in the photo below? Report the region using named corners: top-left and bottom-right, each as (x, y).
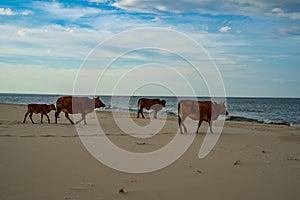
top-left (0, 103), bottom-right (300, 200)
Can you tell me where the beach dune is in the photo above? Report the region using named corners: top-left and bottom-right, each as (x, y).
top-left (0, 103), bottom-right (299, 200)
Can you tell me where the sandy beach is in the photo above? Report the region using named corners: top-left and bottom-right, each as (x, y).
top-left (0, 103), bottom-right (300, 200)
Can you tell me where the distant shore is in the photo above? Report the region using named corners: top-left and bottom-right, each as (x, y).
top-left (0, 103), bottom-right (300, 200)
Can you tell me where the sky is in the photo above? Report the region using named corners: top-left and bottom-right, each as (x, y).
top-left (0, 0), bottom-right (299, 97)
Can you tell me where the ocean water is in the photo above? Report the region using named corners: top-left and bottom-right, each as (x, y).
top-left (0, 93), bottom-right (299, 127)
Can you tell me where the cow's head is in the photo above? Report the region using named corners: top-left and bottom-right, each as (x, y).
top-left (213, 102), bottom-right (228, 116)
top-left (161, 100), bottom-right (166, 107)
top-left (94, 96), bottom-right (106, 108)
top-left (49, 104), bottom-right (56, 111)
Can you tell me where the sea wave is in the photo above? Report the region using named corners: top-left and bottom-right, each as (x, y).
top-left (101, 106), bottom-right (296, 127)
top-left (227, 116), bottom-right (294, 126)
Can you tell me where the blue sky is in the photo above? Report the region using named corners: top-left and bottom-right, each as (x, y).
top-left (0, 0), bottom-right (299, 97)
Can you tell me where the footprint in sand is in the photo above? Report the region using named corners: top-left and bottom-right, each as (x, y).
top-left (0, 134), bottom-right (12, 137)
top-left (40, 134), bottom-right (56, 137)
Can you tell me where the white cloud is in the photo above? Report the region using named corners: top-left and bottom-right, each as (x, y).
top-left (219, 26), bottom-right (232, 33)
top-left (32, 1), bottom-right (104, 20)
top-left (0, 8), bottom-right (16, 15)
top-left (0, 7), bottom-right (32, 16)
top-left (272, 78), bottom-right (300, 83)
top-left (271, 7), bottom-right (283, 13)
top-left (153, 16), bottom-right (161, 22)
top-left (16, 29), bottom-right (26, 36)
top-left (66, 28), bottom-right (74, 33)
top-left (111, 0), bottom-right (300, 18)
top-left (45, 49), bottom-right (51, 54)
top-left (87, 0), bottom-right (108, 3)
top-left (20, 10), bottom-right (33, 16)
top-left (0, 24), bottom-right (106, 59)
top-left (267, 7), bottom-right (300, 19)
top-left (278, 26), bottom-right (300, 36)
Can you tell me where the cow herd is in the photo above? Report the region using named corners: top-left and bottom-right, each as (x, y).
top-left (23, 96), bottom-right (228, 134)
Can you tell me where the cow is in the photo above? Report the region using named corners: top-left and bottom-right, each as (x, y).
top-left (137, 98), bottom-right (166, 119)
top-left (23, 104), bottom-right (56, 124)
top-left (55, 96), bottom-right (106, 125)
top-left (178, 100), bottom-right (228, 134)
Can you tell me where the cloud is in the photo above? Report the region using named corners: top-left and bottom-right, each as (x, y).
top-left (266, 7), bottom-right (300, 19)
top-left (0, 8), bottom-right (16, 15)
top-left (273, 78), bottom-right (300, 83)
top-left (272, 7), bottom-right (283, 13)
top-left (20, 10), bottom-right (33, 16)
top-left (0, 24), bottom-right (105, 59)
top-left (16, 29), bottom-right (26, 36)
top-left (0, 7), bottom-right (32, 16)
top-left (87, 0), bottom-right (108, 3)
top-left (111, 0), bottom-right (300, 18)
top-left (278, 26), bottom-right (300, 36)
top-left (32, 1), bottom-right (104, 20)
top-left (219, 26), bottom-right (232, 33)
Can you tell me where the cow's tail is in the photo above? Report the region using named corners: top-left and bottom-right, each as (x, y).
top-left (136, 98), bottom-right (141, 118)
top-left (55, 98), bottom-right (63, 122)
top-left (178, 102), bottom-right (182, 128)
top-left (138, 98), bottom-right (142, 108)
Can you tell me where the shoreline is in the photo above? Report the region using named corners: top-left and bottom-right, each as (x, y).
top-left (1, 102), bottom-right (298, 127)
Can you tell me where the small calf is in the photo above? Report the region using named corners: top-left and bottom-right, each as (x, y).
top-left (137, 98), bottom-right (166, 119)
top-left (23, 104), bottom-right (56, 124)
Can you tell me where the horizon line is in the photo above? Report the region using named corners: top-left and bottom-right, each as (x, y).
top-left (0, 92), bottom-right (299, 99)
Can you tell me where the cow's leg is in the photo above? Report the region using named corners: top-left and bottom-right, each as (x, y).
top-left (23, 111), bottom-right (30, 123)
top-left (140, 108), bottom-right (145, 119)
top-left (137, 108), bottom-right (145, 118)
top-left (178, 114), bottom-right (183, 134)
top-left (196, 120), bottom-right (203, 134)
top-left (41, 114), bottom-right (43, 123)
top-left (182, 121), bottom-right (187, 133)
top-left (29, 113), bottom-right (34, 124)
top-left (178, 104), bottom-right (183, 134)
top-left (179, 114), bottom-right (188, 134)
top-left (65, 113), bottom-right (75, 124)
top-left (209, 120), bottom-right (213, 133)
top-left (83, 114), bottom-right (87, 125)
top-left (45, 114), bottom-right (51, 124)
top-left (55, 110), bottom-right (61, 124)
top-left (76, 113), bottom-right (86, 125)
top-left (154, 110), bottom-right (158, 119)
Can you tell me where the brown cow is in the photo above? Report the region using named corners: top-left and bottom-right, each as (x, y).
top-left (23, 104), bottom-right (56, 124)
top-left (178, 100), bottom-right (228, 134)
top-left (55, 96), bottom-right (106, 125)
top-left (137, 98), bottom-right (166, 119)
